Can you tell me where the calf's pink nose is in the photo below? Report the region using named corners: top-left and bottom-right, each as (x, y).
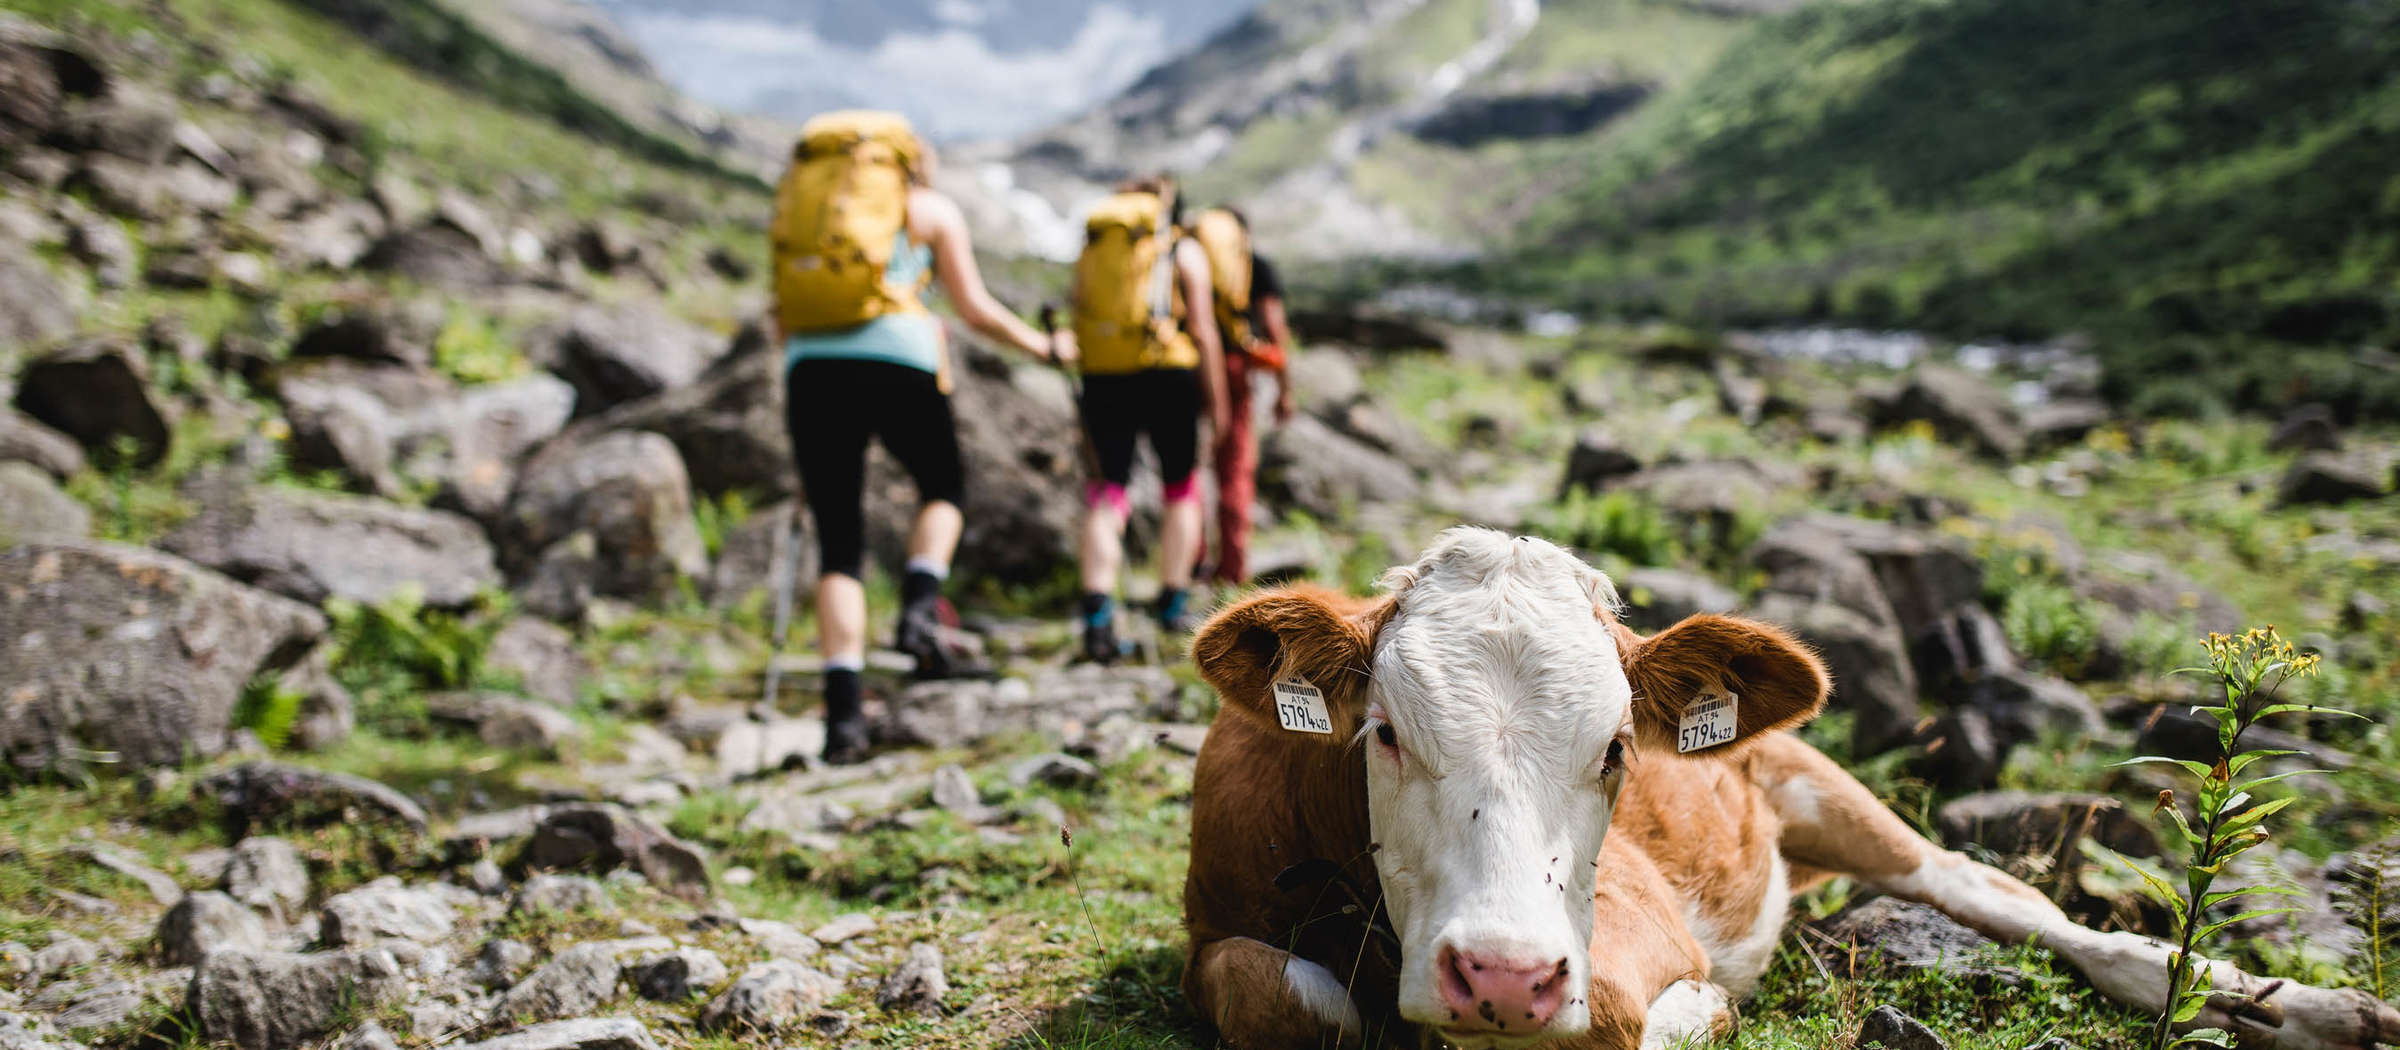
top-left (1436, 945), bottom-right (1570, 1032)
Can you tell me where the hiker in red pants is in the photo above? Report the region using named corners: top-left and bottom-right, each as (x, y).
top-left (1189, 207), bottom-right (1294, 586)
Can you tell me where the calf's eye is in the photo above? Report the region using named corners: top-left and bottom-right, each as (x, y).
top-left (1376, 723), bottom-right (1398, 749)
top-left (1602, 739), bottom-right (1624, 774)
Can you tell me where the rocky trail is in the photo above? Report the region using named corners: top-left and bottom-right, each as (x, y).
top-left (4, 4), bottom-right (2400, 1050)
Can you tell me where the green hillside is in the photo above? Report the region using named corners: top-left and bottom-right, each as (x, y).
top-left (1497, 0), bottom-right (2400, 417)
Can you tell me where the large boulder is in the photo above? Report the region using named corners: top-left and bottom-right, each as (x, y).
top-left (12, 338), bottom-right (171, 468)
top-left (318, 879), bottom-right (457, 947)
top-left (493, 941), bottom-right (627, 1023)
top-left (2277, 450), bottom-right (2390, 507)
top-left (161, 485), bottom-right (500, 608)
top-left (534, 305), bottom-right (719, 417)
top-left (358, 225), bottom-right (505, 289)
top-left (276, 361), bottom-right (575, 517)
top-left (221, 837), bottom-right (310, 921)
top-left (289, 300), bottom-right (444, 370)
top-left (1260, 414), bottom-right (1420, 520)
top-left (519, 805), bottom-right (710, 899)
top-left (189, 949), bottom-right (406, 1050)
top-left (0, 461), bottom-right (89, 546)
top-left (158, 891), bottom-right (271, 966)
top-left (501, 430), bottom-right (707, 612)
top-left (1751, 514), bottom-right (1992, 687)
top-left (58, 86), bottom-right (179, 165)
top-left (0, 251), bottom-right (73, 361)
top-left (484, 617), bottom-right (590, 708)
top-left (1559, 427), bottom-right (1643, 496)
top-left (1751, 593), bottom-right (1921, 757)
top-left (0, 544), bottom-right (324, 773)
top-left (1616, 567), bottom-right (1737, 633)
top-left (1937, 791), bottom-right (2161, 860)
top-left (1884, 364), bottom-right (2024, 460)
top-left (696, 960), bottom-right (839, 1034)
top-left (703, 502), bottom-right (814, 612)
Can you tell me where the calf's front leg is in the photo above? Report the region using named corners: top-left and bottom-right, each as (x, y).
top-left (1186, 936), bottom-right (1365, 1049)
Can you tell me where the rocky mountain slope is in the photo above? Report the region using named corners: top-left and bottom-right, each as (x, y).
top-left (1, 2), bottom-right (2398, 1049)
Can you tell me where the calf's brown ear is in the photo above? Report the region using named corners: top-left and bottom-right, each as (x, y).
top-left (1618, 614), bottom-right (1828, 757)
top-left (1189, 586), bottom-right (1383, 742)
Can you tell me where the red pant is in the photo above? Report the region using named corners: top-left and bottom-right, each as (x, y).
top-left (1208, 350), bottom-right (1263, 584)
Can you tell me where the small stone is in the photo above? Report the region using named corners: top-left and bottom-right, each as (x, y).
top-left (448, 1017), bottom-right (662, 1050)
top-left (334, 1022), bottom-right (400, 1050)
top-left (736, 919), bottom-right (820, 961)
top-left (697, 960), bottom-right (839, 1034)
top-left (319, 879), bottom-right (456, 946)
top-left (874, 943), bottom-right (948, 1016)
top-left (69, 844), bottom-right (181, 905)
top-left (189, 948), bottom-right (406, 1050)
top-left (1857, 1004), bottom-right (1947, 1050)
top-left (807, 913), bottom-right (875, 946)
top-left (159, 891), bottom-right (271, 966)
top-left (30, 937), bottom-right (97, 982)
top-left (929, 764), bottom-right (981, 814)
top-left (1007, 753), bottom-right (1100, 791)
top-left (469, 858), bottom-right (508, 896)
top-left (221, 837), bottom-right (308, 921)
top-left (628, 947), bottom-right (726, 1002)
top-left (472, 939), bottom-right (537, 990)
top-left (52, 981), bottom-right (141, 1031)
top-left (805, 1012), bottom-right (851, 1038)
top-left (509, 874), bottom-right (613, 918)
top-left (493, 942), bottom-right (623, 1023)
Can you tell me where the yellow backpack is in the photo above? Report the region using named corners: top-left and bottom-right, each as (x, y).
top-left (1073, 192), bottom-right (1196, 374)
top-left (771, 111), bottom-right (927, 335)
top-left (1190, 207), bottom-right (1253, 351)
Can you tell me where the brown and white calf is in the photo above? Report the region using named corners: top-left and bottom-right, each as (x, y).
top-left (1182, 528), bottom-right (2398, 1050)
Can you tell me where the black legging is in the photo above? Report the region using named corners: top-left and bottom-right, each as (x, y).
top-left (785, 358), bottom-right (965, 579)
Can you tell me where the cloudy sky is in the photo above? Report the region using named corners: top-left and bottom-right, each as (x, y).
top-left (590, 0), bottom-right (1258, 143)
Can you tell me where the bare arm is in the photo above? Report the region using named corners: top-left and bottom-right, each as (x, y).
top-left (916, 191), bottom-right (1053, 361)
top-left (1259, 292), bottom-right (1295, 422)
top-left (1177, 239), bottom-right (1231, 438)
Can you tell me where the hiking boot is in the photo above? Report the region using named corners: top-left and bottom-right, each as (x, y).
top-left (899, 597), bottom-right (994, 681)
top-left (822, 715), bottom-right (872, 767)
top-left (1155, 589), bottom-right (1203, 635)
top-left (1081, 618), bottom-right (1122, 666)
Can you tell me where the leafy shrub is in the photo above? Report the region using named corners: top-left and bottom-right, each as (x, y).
top-left (2000, 578), bottom-right (2103, 676)
top-left (1528, 489), bottom-right (1682, 566)
top-left (323, 589), bottom-right (514, 729)
top-left (432, 311), bottom-right (529, 385)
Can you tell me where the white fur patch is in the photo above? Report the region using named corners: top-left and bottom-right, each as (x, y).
top-left (1639, 980), bottom-right (1732, 1050)
top-left (1280, 954), bottom-right (1364, 1034)
top-left (1679, 853), bottom-right (1788, 997)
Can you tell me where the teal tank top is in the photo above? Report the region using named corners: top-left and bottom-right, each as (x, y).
top-left (785, 233), bottom-right (942, 374)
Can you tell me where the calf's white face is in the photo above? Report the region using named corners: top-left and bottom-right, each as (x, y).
top-left (1365, 532), bottom-right (1631, 1047)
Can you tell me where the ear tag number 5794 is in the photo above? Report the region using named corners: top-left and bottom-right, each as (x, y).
top-left (1273, 677), bottom-right (1333, 735)
top-left (1677, 691), bottom-right (1739, 753)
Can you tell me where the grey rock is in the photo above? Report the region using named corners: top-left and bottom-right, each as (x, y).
top-left (884, 666), bottom-right (1179, 750)
top-left (1857, 1004), bottom-right (1947, 1050)
top-left (1008, 753), bottom-right (1100, 791)
top-left (508, 874), bottom-right (612, 918)
top-left (159, 892), bottom-right (271, 966)
top-left (0, 251), bottom-right (72, 359)
top-left (61, 87), bottom-right (178, 164)
top-left (928, 765), bottom-right (982, 815)
top-left (12, 339), bottom-right (170, 468)
top-left (494, 942), bottom-right (621, 1023)
top-left (484, 618), bottom-right (589, 708)
top-left (736, 919), bottom-right (822, 962)
top-left (202, 762), bottom-right (427, 834)
top-left (332, 1022), bottom-right (399, 1050)
top-left (68, 843), bottom-right (179, 905)
top-left (266, 650), bottom-right (355, 752)
top-left (1261, 414), bottom-right (1420, 520)
top-left (502, 430), bottom-right (708, 611)
top-left (318, 880), bottom-right (455, 946)
top-left (2021, 399), bottom-right (2109, 452)
top-left (472, 939), bottom-right (538, 990)
top-left (289, 300), bottom-right (443, 370)
top-left (64, 216), bottom-right (133, 289)
top-left (807, 913), bottom-right (875, 946)
top-left (221, 838), bottom-right (309, 920)
top-left (189, 948), bottom-right (405, 1050)
top-left (50, 982), bottom-right (139, 1032)
top-left (520, 805), bottom-right (710, 899)
top-left (29, 937), bottom-right (96, 982)
top-left (1559, 427), bottom-right (1643, 496)
top-left (703, 502), bottom-right (814, 611)
top-left (451, 1017), bottom-right (660, 1050)
top-left (160, 486), bottom-right (500, 609)
top-left (535, 304), bottom-right (718, 417)
top-left (1751, 593), bottom-right (1920, 758)
top-left (714, 718), bottom-right (823, 779)
top-left (0, 410), bottom-right (84, 479)
top-left (874, 943), bottom-right (947, 1016)
top-left (359, 226), bottom-right (506, 289)
top-left (1909, 707), bottom-right (2008, 792)
top-left (0, 1011), bottom-right (85, 1050)
top-left (627, 947), bottom-right (726, 1002)
top-left (0, 545), bottom-right (325, 773)
top-left (1887, 364), bottom-right (2024, 460)
top-left (1616, 567), bottom-right (1737, 634)
top-left (2278, 450), bottom-right (2389, 507)
top-left (432, 189), bottom-right (504, 258)
top-left (696, 960), bottom-right (839, 1034)
top-left (1813, 897), bottom-right (2016, 984)
top-left (2268, 403), bottom-right (2342, 453)
top-left (1964, 669), bottom-right (2103, 741)
top-left (429, 692), bottom-right (583, 756)
top-left (1937, 791), bottom-right (2161, 860)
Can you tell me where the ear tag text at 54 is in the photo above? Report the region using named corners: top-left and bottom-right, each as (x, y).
top-left (1273, 677), bottom-right (1333, 734)
top-left (1677, 690), bottom-right (1739, 753)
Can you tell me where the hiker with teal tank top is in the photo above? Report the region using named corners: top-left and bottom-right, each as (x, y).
top-left (770, 111), bottom-right (1065, 765)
